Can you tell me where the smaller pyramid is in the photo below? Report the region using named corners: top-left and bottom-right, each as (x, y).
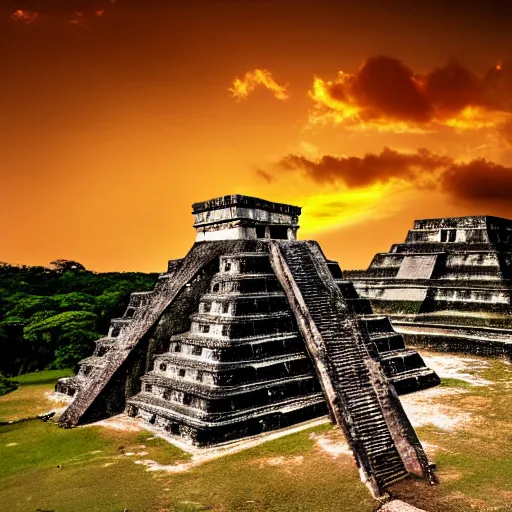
top-left (347, 215), bottom-right (512, 357)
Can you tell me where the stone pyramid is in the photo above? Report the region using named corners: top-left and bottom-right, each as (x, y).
top-left (56, 194), bottom-right (439, 496)
top-left (347, 216), bottom-right (512, 358)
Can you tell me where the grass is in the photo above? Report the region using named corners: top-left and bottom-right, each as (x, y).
top-left (0, 369), bottom-right (73, 422)
top-left (370, 300), bottom-right (424, 315)
top-left (0, 420), bottom-right (187, 512)
top-left (388, 353), bottom-right (512, 511)
top-left (439, 377), bottom-right (474, 389)
top-left (0, 418), bottom-right (376, 512)
top-left (0, 371), bottom-right (376, 512)
top-left (3, 355), bottom-right (512, 511)
top-left (137, 430), bottom-right (192, 465)
top-left (156, 425), bottom-right (377, 512)
top-left (8, 368), bottom-right (74, 386)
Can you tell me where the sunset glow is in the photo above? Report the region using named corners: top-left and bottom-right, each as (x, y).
top-left (299, 184), bottom-right (394, 233)
top-left (2, 1), bottom-right (512, 272)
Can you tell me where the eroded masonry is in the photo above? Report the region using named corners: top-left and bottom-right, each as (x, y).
top-left (346, 216), bottom-right (512, 357)
top-left (56, 195), bottom-right (439, 496)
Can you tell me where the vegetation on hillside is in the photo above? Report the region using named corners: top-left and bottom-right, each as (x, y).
top-left (0, 260), bottom-right (158, 377)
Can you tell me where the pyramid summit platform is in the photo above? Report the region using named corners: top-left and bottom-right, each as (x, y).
top-left (56, 194), bottom-right (438, 497)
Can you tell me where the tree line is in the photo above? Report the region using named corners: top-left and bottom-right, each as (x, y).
top-left (0, 260), bottom-right (158, 377)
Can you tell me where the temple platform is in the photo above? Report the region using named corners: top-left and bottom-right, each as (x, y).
top-left (347, 216), bottom-right (512, 358)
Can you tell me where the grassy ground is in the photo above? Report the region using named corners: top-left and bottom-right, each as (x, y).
top-left (389, 354), bottom-right (512, 512)
top-left (0, 369), bottom-right (73, 422)
top-left (2, 357), bottom-right (512, 511)
top-left (0, 370), bottom-right (376, 512)
top-left (0, 420), bottom-right (190, 512)
top-left (8, 369), bottom-right (75, 385)
top-left (0, 415), bottom-right (377, 512)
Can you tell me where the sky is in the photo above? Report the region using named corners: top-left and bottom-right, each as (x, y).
top-left (2, 0), bottom-right (512, 272)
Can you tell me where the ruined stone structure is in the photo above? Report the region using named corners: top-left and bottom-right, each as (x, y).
top-left (346, 216), bottom-right (512, 358)
top-left (57, 194), bottom-right (439, 496)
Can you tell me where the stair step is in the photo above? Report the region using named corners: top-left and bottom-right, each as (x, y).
top-left (276, 242), bottom-right (411, 492)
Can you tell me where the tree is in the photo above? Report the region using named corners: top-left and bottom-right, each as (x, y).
top-left (0, 262), bottom-right (159, 375)
top-left (49, 260), bottom-right (86, 272)
top-left (0, 372), bottom-right (16, 396)
top-left (24, 311), bottom-right (99, 370)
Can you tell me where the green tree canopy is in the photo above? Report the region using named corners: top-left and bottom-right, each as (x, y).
top-left (0, 262), bottom-right (158, 376)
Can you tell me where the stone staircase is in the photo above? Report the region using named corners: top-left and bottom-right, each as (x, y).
top-left (269, 240), bottom-right (433, 496)
top-left (58, 241), bottom-right (243, 427)
top-left (356, 316), bottom-right (440, 395)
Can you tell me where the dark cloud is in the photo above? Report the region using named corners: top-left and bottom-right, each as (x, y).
top-left (353, 56), bottom-right (432, 122)
top-left (270, 147), bottom-right (512, 206)
top-left (481, 64), bottom-right (512, 113)
top-left (279, 147), bottom-right (450, 187)
top-left (423, 61), bottom-right (480, 115)
top-left (441, 159), bottom-right (512, 202)
top-left (311, 56), bottom-right (511, 129)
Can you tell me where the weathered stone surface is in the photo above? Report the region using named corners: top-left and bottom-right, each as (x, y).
top-left (192, 194), bottom-right (300, 242)
top-left (59, 242), bottom-right (243, 425)
top-left (56, 194), bottom-right (439, 496)
top-left (127, 249), bottom-right (327, 446)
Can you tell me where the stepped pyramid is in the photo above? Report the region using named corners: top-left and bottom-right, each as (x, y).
top-left (57, 194), bottom-right (439, 497)
top-left (346, 216), bottom-right (512, 357)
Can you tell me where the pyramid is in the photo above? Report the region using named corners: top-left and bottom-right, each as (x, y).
top-left (56, 194), bottom-right (438, 496)
top-left (346, 216), bottom-right (512, 357)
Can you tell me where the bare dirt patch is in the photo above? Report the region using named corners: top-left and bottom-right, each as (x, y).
top-left (438, 469), bottom-right (463, 482)
top-left (421, 354), bottom-right (492, 386)
top-left (45, 391), bottom-right (73, 405)
top-left (421, 442), bottom-right (439, 459)
top-left (129, 416), bottom-right (330, 473)
top-left (401, 387), bottom-right (472, 430)
top-left (134, 458), bottom-right (194, 473)
top-left (309, 429), bottom-right (353, 459)
top-left (252, 455), bottom-right (305, 473)
top-left (379, 500), bottom-right (427, 512)
top-left (88, 414), bottom-right (143, 433)
top-left (399, 352), bottom-right (495, 431)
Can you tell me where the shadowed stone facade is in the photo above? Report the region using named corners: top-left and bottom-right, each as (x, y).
top-left (56, 194), bottom-right (439, 497)
top-left (346, 216), bottom-right (512, 358)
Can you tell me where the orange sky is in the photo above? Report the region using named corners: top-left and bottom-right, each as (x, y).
top-left (2, 1), bottom-right (512, 272)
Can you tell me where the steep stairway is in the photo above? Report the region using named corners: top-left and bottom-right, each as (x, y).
top-left (269, 240), bottom-right (434, 496)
